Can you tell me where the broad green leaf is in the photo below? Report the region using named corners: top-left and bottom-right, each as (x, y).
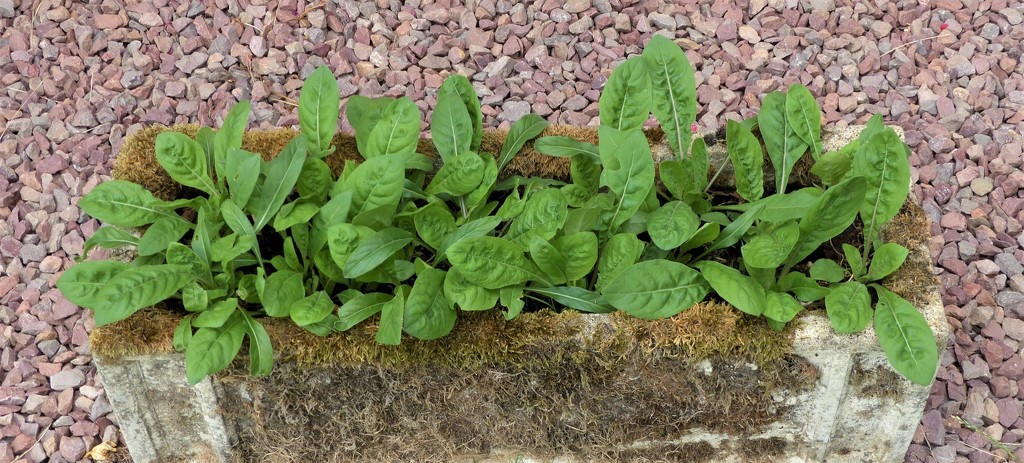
top-left (336, 292), bottom-right (390, 331)
top-left (867, 243), bottom-right (909, 282)
top-left (251, 135), bottom-right (307, 231)
top-left (366, 97), bottom-right (420, 158)
top-left (464, 153), bottom-right (498, 214)
top-left (599, 57), bottom-right (652, 131)
top-left (195, 126), bottom-right (215, 177)
top-left (787, 176), bottom-right (867, 265)
top-left (596, 233), bottom-right (645, 292)
top-left (811, 149), bottom-right (853, 186)
top-left (414, 201), bottom-right (456, 250)
top-left (298, 66), bottom-right (340, 157)
top-left (696, 261), bottom-right (766, 316)
top-left (529, 286), bottom-right (614, 313)
top-left (311, 191), bottom-right (352, 254)
top-left (156, 132), bottom-right (218, 196)
top-left (447, 236), bottom-right (550, 289)
top-left (403, 267), bottom-right (455, 340)
top-left (497, 113), bottom-right (549, 171)
top-left (185, 312), bottom-right (245, 385)
top-left (273, 200), bottom-right (320, 232)
top-left (658, 159), bottom-right (688, 200)
top-left (763, 291), bottom-right (803, 326)
top-left (778, 272), bottom-right (829, 302)
top-left (211, 234), bottom-right (255, 265)
top-left (529, 238), bottom-right (568, 284)
top-left (598, 126), bottom-right (655, 231)
top-left (602, 260), bottom-right (708, 319)
top-left (620, 210), bottom-right (650, 235)
top-left (56, 260), bottom-right (130, 308)
top-left (239, 310), bottom-right (273, 375)
top-left (759, 188), bottom-right (822, 223)
top-left (825, 281), bottom-right (871, 333)
top-left (166, 243), bottom-right (208, 284)
top-left (723, 188), bottom-right (824, 223)
top-left (81, 226), bottom-right (139, 258)
top-left (432, 217), bottom-right (499, 264)
top-left (552, 231), bottom-right (598, 282)
top-left (571, 152), bottom-right (602, 193)
top-left (336, 153), bottom-right (404, 217)
top-left (93, 265), bottom-right (195, 325)
top-left (534, 136), bottom-right (601, 163)
top-left (640, 186), bottom-right (660, 214)
top-left (137, 217), bottom-right (191, 257)
top-left (431, 87), bottom-right (473, 162)
top-left (224, 148), bottom-right (261, 207)
top-left (375, 257), bottom-right (414, 283)
top-left (810, 259), bottom-right (846, 283)
top-left (182, 281), bottom-right (208, 312)
top-left (844, 243), bottom-right (867, 278)
top-left (507, 188), bottom-right (568, 247)
top-left (346, 95), bottom-right (395, 155)
top-left (314, 249), bottom-right (345, 282)
top-left (759, 91), bottom-right (807, 192)
top-left (439, 74), bottom-right (483, 152)
top-left (193, 298), bottom-right (239, 328)
top-left (281, 234), bottom-right (301, 270)
top-left (726, 120), bottom-right (764, 202)
top-left (173, 316), bottom-right (193, 352)
top-left (220, 199), bottom-right (258, 251)
top-left (873, 285), bottom-right (939, 386)
top-left (854, 128), bottom-right (911, 252)
top-left (434, 216), bottom-right (502, 263)
top-left (562, 207), bottom-right (602, 235)
top-left (191, 206), bottom-right (215, 267)
top-left (343, 228), bottom-right (413, 279)
top-left (376, 290), bottom-right (405, 345)
top-left (262, 270), bottom-right (304, 318)
top-left (678, 222), bottom-right (719, 254)
top-left (214, 100), bottom-right (251, 175)
top-left (741, 220), bottom-right (799, 269)
top-left (785, 84), bottom-right (822, 158)
top-left (561, 184), bottom-right (592, 208)
top-left (297, 158), bottom-right (333, 201)
top-left (687, 137), bottom-right (710, 193)
top-left (857, 114), bottom-right (887, 147)
top-left (496, 188), bottom-right (525, 221)
top-left (746, 264), bottom-right (776, 290)
top-left (701, 203), bottom-right (765, 258)
top-left (642, 35), bottom-right (696, 159)
top-left (500, 285), bottom-right (526, 320)
top-left (426, 152), bottom-right (484, 196)
top-left (302, 314), bottom-right (337, 337)
top-left (647, 201), bottom-right (700, 250)
top-left (291, 291), bottom-right (335, 326)
top-left (79, 180), bottom-right (187, 227)
top-left (444, 268), bottom-right (498, 311)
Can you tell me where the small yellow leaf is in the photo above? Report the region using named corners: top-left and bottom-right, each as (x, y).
top-left (85, 441), bottom-right (118, 461)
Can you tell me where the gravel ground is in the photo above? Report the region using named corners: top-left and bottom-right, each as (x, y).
top-left (1, 0), bottom-right (1023, 461)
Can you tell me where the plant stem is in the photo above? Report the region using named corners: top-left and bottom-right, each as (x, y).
top-left (704, 156), bottom-right (731, 194)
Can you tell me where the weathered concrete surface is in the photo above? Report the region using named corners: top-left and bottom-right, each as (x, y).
top-left (95, 355), bottom-right (234, 463)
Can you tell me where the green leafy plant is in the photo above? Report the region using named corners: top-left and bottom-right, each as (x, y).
top-left (58, 37), bottom-right (938, 387)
